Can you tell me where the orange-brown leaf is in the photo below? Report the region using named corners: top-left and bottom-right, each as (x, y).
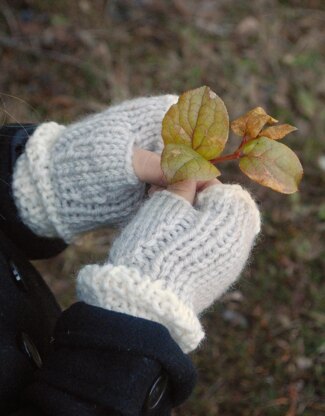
top-left (259, 124), bottom-right (297, 140)
top-left (246, 114), bottom-right (276, 139)
top-left (231, 107), bottom-right (278, 138)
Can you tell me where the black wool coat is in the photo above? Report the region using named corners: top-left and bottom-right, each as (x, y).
top-left (0, 125), bottom-right (196, 416)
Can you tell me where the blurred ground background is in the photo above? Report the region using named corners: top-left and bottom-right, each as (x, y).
top-left (0, 0), bottom-right (324, 415)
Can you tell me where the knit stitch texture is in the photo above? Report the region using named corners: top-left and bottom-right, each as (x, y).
top-left (77, 184), bottom-right (261, 352)
top-left (13, 95), bottom-right (178, 242)
top-left (77, 264), bottom-right (204, 353)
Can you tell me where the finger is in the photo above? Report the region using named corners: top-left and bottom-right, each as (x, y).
top-left (133, 148), bottom-right (167, 186)
top-left (197, 178), bottom-right (222, 192)
top-left (167, 180), bottom-right (197, 204)
top-left (148, 184), bottom-right (165, 197)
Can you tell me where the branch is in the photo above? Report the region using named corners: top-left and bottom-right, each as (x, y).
top-left (210, 135), bottom-right (249, 165)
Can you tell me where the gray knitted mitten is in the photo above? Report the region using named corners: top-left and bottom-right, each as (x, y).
top-left (77, 184), bottom-right (261, 352)
top-left (12, 95), bottom-right (178, 242)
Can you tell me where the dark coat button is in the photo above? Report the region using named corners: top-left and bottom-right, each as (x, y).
top-left (10, 260), bottom-right (28, 292)
top-left (20, 332), bottom-right (43, 368)
top-left (144, 373), bottom-right (168, 411)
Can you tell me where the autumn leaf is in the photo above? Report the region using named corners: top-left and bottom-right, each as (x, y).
top-left (162, 86), bottom-right (229, 160)
top-left (246, 114), bottom-right (276, 139)
top-left (161, 85), bottom-right (302, 192)
top-left (161, 144), bottom-right (220, 183)
top-left (231, 107), bottom-right (278, 138)
top-left (259, 124), bottom-right (297, 140)
top-left (239, 137), bottom-right (303, 193)
top-left (161, 86), bottom-right (228, 183)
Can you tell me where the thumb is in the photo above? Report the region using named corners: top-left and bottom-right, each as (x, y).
top-left (166, 180), bottom-right (197, 204)
top-left (133, 148), bottom-right (167, 186)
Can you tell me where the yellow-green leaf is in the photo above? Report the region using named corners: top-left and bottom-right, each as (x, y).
top-left (239, 137), bottom-right (303, 194)
top-left (259, 124), bottom-right (297, 140)
top-left (161, 144), bottom-right (220, 184)
top-left (231, 107), bottom-right (278, 138)
top-left (162, 86), bottom-right (229, 160)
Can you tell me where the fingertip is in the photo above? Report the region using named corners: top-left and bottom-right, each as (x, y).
top-left (197, 178), bottom-right (222, 192)
top-left (167, 180), bottom-right (197, 204)
top-left (148, 184), bottom-right (165, 197)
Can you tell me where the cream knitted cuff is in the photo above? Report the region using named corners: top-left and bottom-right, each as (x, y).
top-left (12, 122), bottom-right (143, 242)
top-left (77, 264), bottom-right (205, 353)
top-left (12, 122), bottom-right (66, 238)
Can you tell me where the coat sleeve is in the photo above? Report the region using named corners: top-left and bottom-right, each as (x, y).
top-left (0, 124), bottom-right (66, 260)
top-left (9, 303), bottom-right (196, 416)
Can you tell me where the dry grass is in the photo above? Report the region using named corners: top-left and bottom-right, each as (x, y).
top-left (1, 1), bottom-right (324, 414)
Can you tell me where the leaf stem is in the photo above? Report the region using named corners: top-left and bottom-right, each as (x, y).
top-left (210, 135), bottom-right (249, 165)
top-left (210, 151), bottom-right (242, 164)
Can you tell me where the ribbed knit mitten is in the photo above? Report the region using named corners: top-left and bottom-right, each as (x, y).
top-left (12, 95), bottom-right (178, 242)
top-left (77, 184), bottom-right (261, 353)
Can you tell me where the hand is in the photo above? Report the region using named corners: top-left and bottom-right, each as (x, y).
top-left (133, 150), bottom-right (222, 200)
top-left (77, 180), bottom-right (261, 353)
top-left (12, 95), bottom-right (178, 242)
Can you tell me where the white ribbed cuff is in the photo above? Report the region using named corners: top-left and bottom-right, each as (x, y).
top-left (12, 122), bottom-right (66, 238)
top-left (77, 264), bottom-right (204, 353)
